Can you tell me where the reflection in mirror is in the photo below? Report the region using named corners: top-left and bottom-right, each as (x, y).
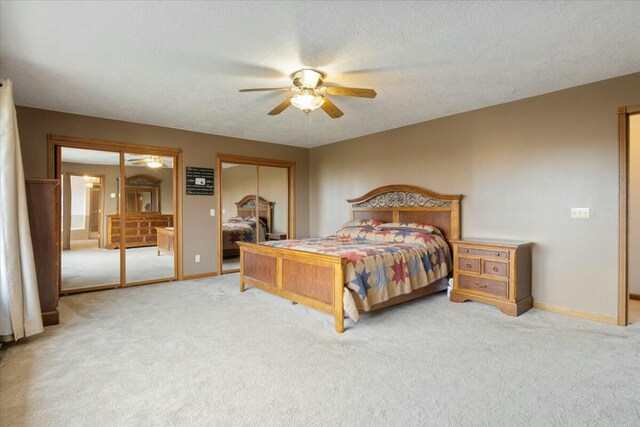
top-left (60, 147), bottom-right (120, 291)
top-left (123, 174), bottom-right (161, 213)
top-left (221, 163), bottom-right (257, 272)
top-left (123, 153), bottom-right (175, 283)
top-left (258, 166), bottom-right (288, 242)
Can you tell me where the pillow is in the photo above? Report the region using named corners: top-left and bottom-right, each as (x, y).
top-left (341, 219), bottom-right (385, 229)
top-left (364, 229), bottom-right (436, 244)
top-left (243, 216), bottom-right (266, 226)
top-left (376, 222), bottom-right (442, 236)
top-left (335, 227), bottom-right (370, 239)
top-left (226, 216), bottom-right (244, 223)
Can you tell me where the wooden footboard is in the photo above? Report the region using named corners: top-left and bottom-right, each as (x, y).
top-left (237, 242), bottom-right (347, 333)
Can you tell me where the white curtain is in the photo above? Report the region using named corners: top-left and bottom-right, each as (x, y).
top-left (0, 79), bottom-right (43, 341)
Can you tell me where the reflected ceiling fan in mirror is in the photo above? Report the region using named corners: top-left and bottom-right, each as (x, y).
top-left (239, 69), bottom-right (376, 119)
top-left (126, 155), bottom-right (166, 169)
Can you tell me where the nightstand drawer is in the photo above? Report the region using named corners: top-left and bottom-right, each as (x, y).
top-left (458, 274), bottom-right (508, 299)
top-left (482, 260), bottom-right (508, 278)
top-left (458, 257), bottom-right (480, 274)
top-left (458, 246), bottom-right (509, 260)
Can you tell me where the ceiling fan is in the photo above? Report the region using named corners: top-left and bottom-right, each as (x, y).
top-left (127, 155), bottom-right (166, 168)
top-left (239, 69), bottom-right (376, 118)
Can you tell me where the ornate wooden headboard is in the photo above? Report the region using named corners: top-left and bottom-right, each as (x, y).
top-left (235, 195), bottom-right (273, 233)
top-left (348, 185), bottom-right (462, 241)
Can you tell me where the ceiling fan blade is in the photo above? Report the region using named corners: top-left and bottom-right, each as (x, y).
top-left (239, 87), bottom-right (291, 93)
top-left (128, 159), bottom-right (151, 165)
top-left (325, 87), bottom-right (377, 98)
top-left (268, 97), bottom-right (292, 115)
top-left (320, 97), bottom-right (344, 119)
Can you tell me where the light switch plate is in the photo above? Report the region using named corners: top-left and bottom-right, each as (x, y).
top-left (195, 254), bottom-right (201, 263)
top-left (570, 207), bottom-right (590, 219)
top-left (210, 209), bottom-right (215, 217)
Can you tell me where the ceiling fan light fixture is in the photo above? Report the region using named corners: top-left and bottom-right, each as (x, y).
top-left (292, 69), bottom-right (323, 89)
top-left (290, 90), bottom-right (324, 113)
top-left (146, 156), bottom-right (164, 168)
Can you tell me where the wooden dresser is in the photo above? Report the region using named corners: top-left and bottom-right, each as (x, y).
top-left (106, 214), bottom-right (173, 249)
top-left (449, 238), bottom-right (533, 316)
top-left (156, 227), bottom-right (174, 255)
top-left (25, 179), bottom-right (60, 326)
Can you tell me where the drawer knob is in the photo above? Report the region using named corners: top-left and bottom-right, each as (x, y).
top-left (466, 263), bottom-right (472, 268)
top-left (495, 252), bottom-right (501, 256)
top-left (474, 282), bottom-right (488, 289)
top-left (492, 267), bottom-right (499, 272)
top-left (464, 249), bottom-right (469, 253)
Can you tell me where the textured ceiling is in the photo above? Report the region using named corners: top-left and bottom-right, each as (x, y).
top-left (2, 1), bottom-right (639, 148)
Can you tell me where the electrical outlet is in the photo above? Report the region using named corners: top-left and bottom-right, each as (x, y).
top-left (195, 254), bottom-right (201, 263)
top-left (570, 208), bottom-right (590, 219)
top-left (210, 209), bottom-right (215, 217)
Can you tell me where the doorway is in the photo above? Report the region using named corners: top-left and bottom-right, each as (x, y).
top-left (49, 135), bottom-right (183, 293)
top-left (619, 105), bottom-right (640, 326)
top-left (64, 172), bottom-right (104, 251)
top-left (216, 154), bottom-right (295, 274)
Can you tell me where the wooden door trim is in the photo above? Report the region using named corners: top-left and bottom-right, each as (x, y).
top-left (618, 104), bottom-right (640, 326)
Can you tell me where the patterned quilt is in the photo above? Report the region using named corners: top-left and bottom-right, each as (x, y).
top-left (263, 228), bottom-right (451, 322)
top-left (223, 217), bottom-right (266, 253)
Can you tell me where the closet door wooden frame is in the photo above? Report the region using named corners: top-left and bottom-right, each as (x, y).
top-left (216, 154), bottom-right (295, 275)
top-left (47, 135), bottom-right (183, 293)
top-left (618, 105), bottom-right (640, 326)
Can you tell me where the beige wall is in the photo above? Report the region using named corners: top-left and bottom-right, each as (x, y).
top-left (630, 114), bottom-right (640, 295)
top-left (309, 72), bottom-right (640, 318)
top-left (17, 106), bottom-right (310, 276)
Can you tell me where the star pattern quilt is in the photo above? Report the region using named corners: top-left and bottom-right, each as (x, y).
top-left (263, 228), bottom-right (451, 321)
top-left (222, 217), bottom-right (266, 255)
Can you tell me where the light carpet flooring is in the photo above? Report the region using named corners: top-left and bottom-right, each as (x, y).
top-left (1, 274), bottom-right (639, 426)
top-left (62, 245), bottom-right (174, 290)
top-left (222, 256), bottom-right (240, 271)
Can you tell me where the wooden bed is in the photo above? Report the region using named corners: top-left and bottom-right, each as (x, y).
top-left (238, 185), bottom-right (462, 333)
top-left (223, 195), bottom-right (273, 258)
top-left (234, 194), bottom-right (273, 230)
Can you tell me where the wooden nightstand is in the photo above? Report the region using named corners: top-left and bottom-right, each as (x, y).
top-left (267, 232), bottom-right (288, 241)
top-left (449, 238), bottom-right (533, 316)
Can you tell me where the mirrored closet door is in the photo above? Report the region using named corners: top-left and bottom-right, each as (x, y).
top-left (258, 165), bottom-right (289, 243)
top-left (220, 162), bottom-right (257, 273)
top-left (60, 147), bottom-right (121, 292)
top-left (123, 152), bottom-right (177, 284)
top-left (217, 155), bottom-right (294, 275)
top-left (52, 136), bottom-right (181, 295)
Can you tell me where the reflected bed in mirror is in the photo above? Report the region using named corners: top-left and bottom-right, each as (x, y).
top-left (222, 195), bottom-right (273, 259)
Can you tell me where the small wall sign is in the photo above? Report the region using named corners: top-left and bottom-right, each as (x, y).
top-left (186, 167), bottom-right (214, 195)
